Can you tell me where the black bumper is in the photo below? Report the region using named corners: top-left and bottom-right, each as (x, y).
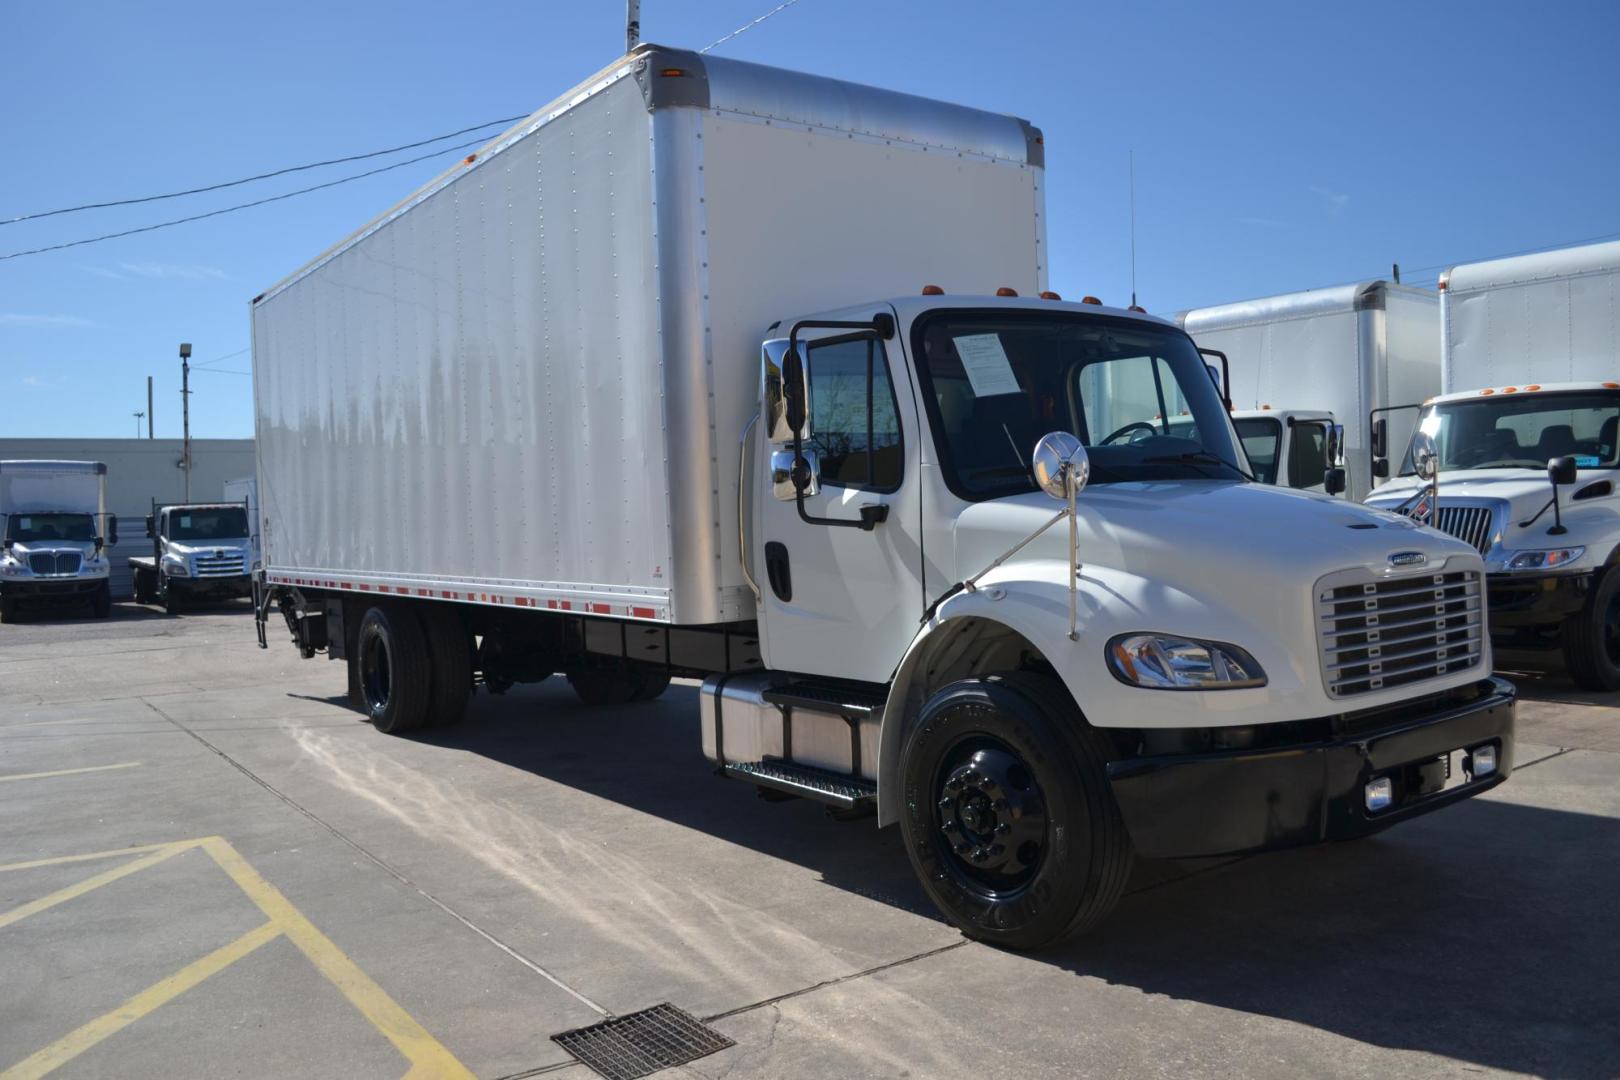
top-left (1487, 571), bottom-right (1591, 631)
top-left (174, 575), bottom-right (253, 599)
top-left (2, 578), bottom-right (105, 600)
top-left (1107, 677), bottom-right (1516, 859)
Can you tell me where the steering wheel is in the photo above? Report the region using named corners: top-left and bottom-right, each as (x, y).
top-left (1100, 421), bottom-right (1158, 446)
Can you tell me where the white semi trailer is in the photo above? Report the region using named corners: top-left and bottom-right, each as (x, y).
top-left (1367, 239), bottom-right (1620, 689)
top-left (253, 45), bottom-right (1515, 948)
top-left (0, 460), bottom-right (116, 621)
top-left (1176, 281), bottom-right (1441, 501)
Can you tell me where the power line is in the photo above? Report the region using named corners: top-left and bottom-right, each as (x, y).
top-left (700, 0), bottom-right (805, 53)
top-left (191, 368), bottom-right (251, 376)
top-left (192, 346), bottom-right (250, 369)
top-left (0, 136), bottom-right (488, 262)
top-left (2, 116), bottom-right (526, 227)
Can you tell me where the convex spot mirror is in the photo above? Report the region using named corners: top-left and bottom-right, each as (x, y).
top-left (144, 514), bottom-right (156, 539)
top-left (1411, 431), bottom-right (1439, 482)
top-left (108, 518), bottom-right (119, 546)
top-left (1032, 432), bottom-right (1090, 501)
top-left (1548, 455), bottom-right (1578, 486)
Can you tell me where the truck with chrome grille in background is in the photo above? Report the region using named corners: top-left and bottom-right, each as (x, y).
top-left (129, 502), bottom-right (253, 614)
top-left (252, 44), bottom-right (1516, 949)
top-left (0, 460), bottom-right (116, 622)
top-left (1367, 239), bottom-right (1620, 690)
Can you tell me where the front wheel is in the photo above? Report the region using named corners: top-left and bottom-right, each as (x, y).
top-left (0, 595), bottom-right (15, 624)
top-left (161, 576), bottom-right (185, 615)
top-left (91, 582), bottom-right (111, 618)
top-left (1564, 565), bottom-right (1620, 691)
top-left (899, 673), bottom-right (1132, 950)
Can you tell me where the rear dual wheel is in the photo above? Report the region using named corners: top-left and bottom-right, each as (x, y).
top-left (899, 672), bottom-right (1131, 950)
top-left (355, 603), bottom-right (473, 733)
top-left (567, 665), bottom-right (671, 706)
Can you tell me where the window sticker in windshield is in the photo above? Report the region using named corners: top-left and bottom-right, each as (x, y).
top-left (18, 517), bottom-right (30, 530)
top-left (952, 334), bottom-right (1023, 398)
top-left (179, 515), bottom-right (192, 528)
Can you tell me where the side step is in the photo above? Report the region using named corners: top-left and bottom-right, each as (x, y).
top-left (723, 759), bottom-right (877, 813)
top-left (762, 683), bottom-right (886, 719)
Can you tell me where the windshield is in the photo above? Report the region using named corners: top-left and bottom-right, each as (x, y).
top-left (169, 507), bottom-right (250, 541)
top-left (4, 512), bottom-right (96, 543)
top-left (912, 311), bottom-right (1247, 498)
top-left (1401, 390), bottom-right (1620, 474)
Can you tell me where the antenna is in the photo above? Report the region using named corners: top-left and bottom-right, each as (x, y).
top-left (625, 0), bottom-right (640, 53)
top-left (1129, 150), bottom-right (1138, 309)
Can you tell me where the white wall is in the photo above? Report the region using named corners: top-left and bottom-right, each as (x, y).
top-left (0, 438), bottom-right (253, 597)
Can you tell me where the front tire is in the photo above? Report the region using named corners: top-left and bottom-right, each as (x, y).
top-left (91, 582), bottom-right (111, 618)
top-left (0, 595), bottom-right (15, 624)
top-left (356, 604), bottom-right (432, 733)
top-left (1564, 565), bottom-right (1620, 691)
top-left (899, 673), bottom-right (1131, 950)
top-left (161, 575), bottom-right (185, 615)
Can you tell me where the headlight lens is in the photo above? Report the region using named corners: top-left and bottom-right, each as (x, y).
top-left (1506, 547), bottom-right (1584, 570)
top-left (161, 554), bottom-right (191, 577)
top-left (1107, 634), bottom-right (1267, 690)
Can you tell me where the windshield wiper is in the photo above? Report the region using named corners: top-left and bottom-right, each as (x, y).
top-left (1141, 449), bottom-right (1255, 482)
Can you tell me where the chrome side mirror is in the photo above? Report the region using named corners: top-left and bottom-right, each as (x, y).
top-left (1412, 431), bottom-right (1439, 482)
top-left (1326, 422), bottom-right (1346, 468)
top-left (1032, 432), bottom-right (1090, 501)
top-left (761, 339), bottom-right (812, 445)
top-left (770, 448), bottom-right (819, 500)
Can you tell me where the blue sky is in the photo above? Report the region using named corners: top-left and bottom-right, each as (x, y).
top-left (3, 0), bottom-right (1617, 438)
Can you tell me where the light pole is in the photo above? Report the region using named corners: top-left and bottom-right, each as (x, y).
top-left (133, 411), bottom-right (145, 438)
top-left (179, 342), bottom-right (192, 501)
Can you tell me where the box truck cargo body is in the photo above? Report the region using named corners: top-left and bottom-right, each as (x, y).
top-left (1366, 240), bottom-right (1620, 688)
top-left (1175, 281), bottom-right (1440, 501)
top-left (254, 45), bottom-right (1514, 948)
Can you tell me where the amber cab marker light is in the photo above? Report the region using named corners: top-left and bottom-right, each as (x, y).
top-left (1525, 384), bottom-right (1542, 391)
top-left (1605, 381), bottom-right (1620, 389)
top-left (1127, 304), bottom-right (1146, 313)
top-left (1080, 295), bottom-right (1103, 305)
top-left (921, 284), bottom-right (945, 296)
top-left (1502, 386), bottom-right (1519, 394)
top-left (1480, 388), bottom-right (1496, 396)
top-left (995, 287), bottom-right (1019, 297)
top-left (464, 154), bottom-right (477, 166)
top-left (1039, 290), bottom-right (1062, 300)
top-left (660, 67), bottom-right (687, 77)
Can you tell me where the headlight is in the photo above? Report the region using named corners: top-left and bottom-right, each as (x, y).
top-left (1506, 547), bottom-right (1584, 571)
top-left (1107, 634), bottom-right (1267, 690)
top-left (0, 557), bottom-right (24, 577)
top-left (161, 554), bottom-right (191, 577)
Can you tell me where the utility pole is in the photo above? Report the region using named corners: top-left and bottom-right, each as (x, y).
top-left (133, 412), bottom-right (144, 438)
top-left (146, 375), bottom-right (154, 438)
top-left (1392, 262), bottom-right (1401, 284)
top-left (626, 0), bottom-right (640, 53)
top-left (179, 342), bottom-right (192, 501)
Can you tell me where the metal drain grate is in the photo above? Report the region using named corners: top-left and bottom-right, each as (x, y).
top-left (552, 1003), bottom-right (734, 1080)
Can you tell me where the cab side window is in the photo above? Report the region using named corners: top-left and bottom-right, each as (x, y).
top-left (1288, 422), bottom-right (1330, 488)
top-left (806, 337), bottom-right (903, 491)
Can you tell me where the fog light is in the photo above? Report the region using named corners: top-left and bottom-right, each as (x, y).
top-left (1469, 745), bottom-right (1498, 778)
top-left (1364, 777), bottom-right (1394, 812)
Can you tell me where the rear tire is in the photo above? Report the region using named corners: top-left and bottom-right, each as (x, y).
top-left (133, 568), bottom-right (156, 604)
top-left (356, 604), bottom-right (432, 734)
top-left (1564, 565), bottom-right (1620, 691)
top-left (419, 605), bottom-right (472, 728)
top-left (899, 671), bottom-right (1132, 950)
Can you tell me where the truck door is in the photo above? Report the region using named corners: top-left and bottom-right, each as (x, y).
top-left (755, 318), bottom-right (926, 682)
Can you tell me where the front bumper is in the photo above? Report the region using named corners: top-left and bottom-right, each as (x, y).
top-left (174, 574), bottom-right (253, 599)
top-left (1486, 570), bottom-right (1592, 634)
top-left (1107, 677), bottom-right (1516, 859)
top-left (1, 578), bottom-right (107, 601)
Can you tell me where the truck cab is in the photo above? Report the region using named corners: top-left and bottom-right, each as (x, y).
top-left (1167, 407), bottom-right (1343, 493)
top-left (130, 503), bottom-right (253, 613)
top-left (0, 460), bottom-right (115, 622)
top-left (1367, 381), bottom-right (1620, 689)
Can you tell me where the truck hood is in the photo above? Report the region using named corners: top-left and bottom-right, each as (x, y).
top-left (954, 480), bottom-right (1463, 589)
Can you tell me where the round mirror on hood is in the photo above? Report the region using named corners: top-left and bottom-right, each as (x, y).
top-left (1031, 432), bottom-right (1090, 501)
top-left (1411, 431), bottom-right (1439, 482)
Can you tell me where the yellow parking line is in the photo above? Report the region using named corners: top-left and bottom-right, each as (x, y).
top-left (0, 843), bottom-right (194, 931)
top-left (0, 763), bottom-right (142, 784)
top-left (0, 921), bottom-right (283, 1080)
top-left (201, 837), bottom-right (476, 1080)
top-left (0, 840), bottom-right (198, 874)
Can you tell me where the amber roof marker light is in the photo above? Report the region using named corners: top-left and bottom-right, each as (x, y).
top-left (921, 285), bottom-right (945, 296)
top-left (995, 287), bottom-right (1019, 297)
top-left (1039, 291), bottom-right (1062, 300)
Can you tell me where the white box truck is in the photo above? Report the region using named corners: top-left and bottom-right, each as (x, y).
top-left (1175, 281), bottom-right (1441, 501)
top-left (0, 460), bottom-right (117, 621)
top-left (1366, 239), bottom-right (1620, 688)
top-left (253, 45), bottom-right (1515, 948)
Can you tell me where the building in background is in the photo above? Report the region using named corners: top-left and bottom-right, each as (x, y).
top-left (0, 438), bottom-right (253, 598)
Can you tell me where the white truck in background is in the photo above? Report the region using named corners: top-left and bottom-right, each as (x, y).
top-left (252, 45), bottom-right (1515, 948)
top-left (0, 460), bottom-right (116, 622)
top-left (1367, 239), bottom-right (1620, 689)
top-left (129, 502), bottom-right (255, 613)
top-left (1175, 281), bottom-right (1441, 501)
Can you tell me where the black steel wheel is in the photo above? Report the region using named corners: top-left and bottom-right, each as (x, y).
top-left (1564, 565), bottom-right (1620, 691)
top-left (356, 604), bottom-right (432, 733)
top-left (900, 672), bottom-right (1131, 949)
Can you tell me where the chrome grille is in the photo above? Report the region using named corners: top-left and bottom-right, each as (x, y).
top-left (193, 551), bottom-right (246, 577)
top-left (1316, 569), bottom-right (1484, 698)
top-left (27, 551), bottom-right (82, 576)
top-left (1431, 505), bottom-right (1494, 554)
